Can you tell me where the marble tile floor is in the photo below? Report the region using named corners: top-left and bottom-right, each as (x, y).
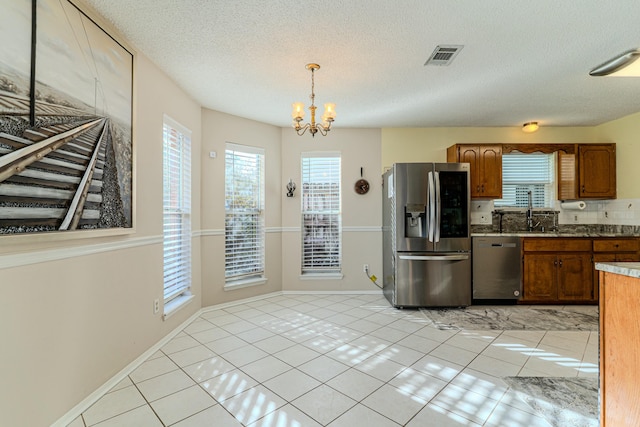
top-left (67, 295), bottom-right (599, 427)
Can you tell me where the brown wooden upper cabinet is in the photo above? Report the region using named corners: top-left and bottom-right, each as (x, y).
top-left (579, 144), bottom-right (616, 198)
top-left (447, 145), bottom-right (502, 198)
top-left (558, 144), bottom-right (616, 199)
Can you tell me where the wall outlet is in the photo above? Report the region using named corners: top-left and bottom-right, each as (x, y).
top-left (479, 215), bottom-right (491, 224)
top-left (153, 299), bottom-right (160, 314)
top-left (574, 215), bottom-right (579, 223)
top-left (363, 264), bottom-right (369, 273)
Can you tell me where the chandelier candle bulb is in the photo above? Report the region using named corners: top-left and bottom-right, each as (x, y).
top-left (324, 103), bottom-right (336, 120)
top-left (292, 102), bottom-right (305, 120)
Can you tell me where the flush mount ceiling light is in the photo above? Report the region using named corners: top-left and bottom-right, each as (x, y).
top-left (589, 48), bottom-right (640, 76)
top-left (522, 122), bottom-right (539, 133)
top-left (291, 63), bottom-right (336, 137)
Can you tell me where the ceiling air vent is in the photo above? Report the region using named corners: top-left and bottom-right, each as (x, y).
top-left (424, 45), bottom-right (464, 66)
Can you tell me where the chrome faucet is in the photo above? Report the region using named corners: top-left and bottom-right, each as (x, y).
top-left (527, 191), bottom-right (535, 231)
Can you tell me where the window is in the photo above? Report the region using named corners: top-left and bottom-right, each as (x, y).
top-left (494, 153), bottom-right (556, 208)
top-left (162, 116), bottom-right (192, 316)
top-left (225, 143), bottom-right (265, 283)
top-left (301, 153), bottom-right (341, 274)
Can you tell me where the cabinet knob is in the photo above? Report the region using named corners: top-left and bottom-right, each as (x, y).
top-left (582, 185), bottom-right (585, 193)
top-left (559, 260), bottom-right (563, 267)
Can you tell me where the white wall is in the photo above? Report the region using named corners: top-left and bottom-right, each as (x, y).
top-left (280, 127), bottom-right (383, 291)
top-left (0, 51), bottom-right (202, 427)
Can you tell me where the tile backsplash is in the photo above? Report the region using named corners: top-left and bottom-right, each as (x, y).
top-left (470, 198), bottom-right (640, 227)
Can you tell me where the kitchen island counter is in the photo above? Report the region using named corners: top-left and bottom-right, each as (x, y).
top-left (596, 261), bottom-right (640, 278)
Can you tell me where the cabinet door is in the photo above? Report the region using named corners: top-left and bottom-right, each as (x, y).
top-left (459, 146), bottom-right (481, 197)
top-left (579, 144), bottom-right (616, 198)
top-left (478, 145), bottom-right (502, 198)
top-left (558, 253), bottom-right (593, 300)
top-left (523, 254), bottom-right (557, 301)
top-left (557, 151), bottom-right (577, 200)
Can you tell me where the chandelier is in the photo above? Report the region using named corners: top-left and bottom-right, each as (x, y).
top-left (291, 63), bottom-right (336, 137)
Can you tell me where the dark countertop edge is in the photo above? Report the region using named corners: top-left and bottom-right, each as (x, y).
top-left (471, 233), bottom-right (640, 238)
top-left (596, 262), bottom-right (640, 279)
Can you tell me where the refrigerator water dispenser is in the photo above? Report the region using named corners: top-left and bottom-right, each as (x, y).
top-left (405, 204), bottom-right (426, 237)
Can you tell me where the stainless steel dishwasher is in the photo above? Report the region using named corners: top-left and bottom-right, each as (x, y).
top-left (472, 236), bottom-right (522, 300)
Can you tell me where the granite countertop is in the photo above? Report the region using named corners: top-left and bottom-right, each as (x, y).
top-left (595, 262), bottom-right (640, 279)
top-left (471, 232), bottom-right (635, 237)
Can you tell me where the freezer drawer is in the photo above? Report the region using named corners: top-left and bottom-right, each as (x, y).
top-left (394, 252), bottom-right (471, 307)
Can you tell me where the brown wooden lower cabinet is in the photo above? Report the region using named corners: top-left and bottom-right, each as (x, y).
top-left (521, 237), bottom-right (640, 304)
top-left (522, 238), bottom-right (594, 303)
top-left (522, 251), bottom-right (593, 302)
top-left (592, 238), bottom-right (640, 301)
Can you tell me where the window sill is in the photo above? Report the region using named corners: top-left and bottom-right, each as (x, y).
top-left (163, 293), bottom-right (195, 321)
top-left (224, 277), bottom-right (268, 291)
top-left (299, 272), bottom-right (344, 280)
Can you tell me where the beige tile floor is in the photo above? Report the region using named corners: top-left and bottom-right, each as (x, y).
top-left (68, 294), bottom-right (598, 426)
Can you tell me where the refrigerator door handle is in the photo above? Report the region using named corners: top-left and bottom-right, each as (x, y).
top-left (434, 171), bottom-right (441, 242)
top-left (427, 171), bottom-right (435, 242)
top-left (399, 254), bottom-right (470, 261)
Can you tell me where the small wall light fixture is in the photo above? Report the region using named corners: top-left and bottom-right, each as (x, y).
top-left (522, 122), bottom-right (539, 133)
top-left (286, 178), bottom-right (296, 197)
top-left (589, 48), bottom-right (640, 76)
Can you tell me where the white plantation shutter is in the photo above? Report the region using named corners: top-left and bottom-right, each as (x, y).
top-left (301, 153), bottom-right (341, 273)
top-left (495, 153), bottom-right (555, 208)
top-left (225, 143), bottom-right (265, 280)
top-left (163, 117), bottom-right (191, 303)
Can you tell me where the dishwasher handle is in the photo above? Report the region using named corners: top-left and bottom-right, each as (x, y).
top-left (478, 243), bottom-right (517, 248)
top-left (398, 254), bottom-right (469, 261)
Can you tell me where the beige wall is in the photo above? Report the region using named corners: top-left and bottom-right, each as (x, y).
top-left (382, 118), bottom-right (640, 199)
top-left (280, 128), bottom-right (383, 291)
top-left (381, 126), bottom-right (599, 170)
top-left (199, 109), bottom-right (283, 306)
top-left (594, 111), bottom-right (640, 199)
top-left (0, 51), bottom-right (203, 426)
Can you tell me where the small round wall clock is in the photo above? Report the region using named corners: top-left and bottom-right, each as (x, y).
top-left (354, 177), bottom-right (370, 195)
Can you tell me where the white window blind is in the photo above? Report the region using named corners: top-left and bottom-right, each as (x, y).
top-left (494, 153), bottom-right (555, 208)
top-left (225, 143), bottom-right (265, 281)
top-left (162, 117), bottom-right (191, 304)
top-left (301, 153), bottom-right (341, 273)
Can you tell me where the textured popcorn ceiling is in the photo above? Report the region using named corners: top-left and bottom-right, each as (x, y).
top-left (84, 0), bottom-right (640, 128)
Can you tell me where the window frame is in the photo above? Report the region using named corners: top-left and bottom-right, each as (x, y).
top-left (494, 152), bottom-right (556, 209)
top-left (300, 152), bottom-right (342, 277)
top-left (162, 115), bottom-right (193, 319)
top-left (224, 142), bottom-right (266, 289)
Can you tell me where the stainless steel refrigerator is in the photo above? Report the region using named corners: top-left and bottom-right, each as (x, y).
top-left (382, 163), bottom-right (471, 308)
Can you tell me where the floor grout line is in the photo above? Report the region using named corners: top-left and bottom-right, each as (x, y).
top-left (75, 296), bottom-right (597, 426)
